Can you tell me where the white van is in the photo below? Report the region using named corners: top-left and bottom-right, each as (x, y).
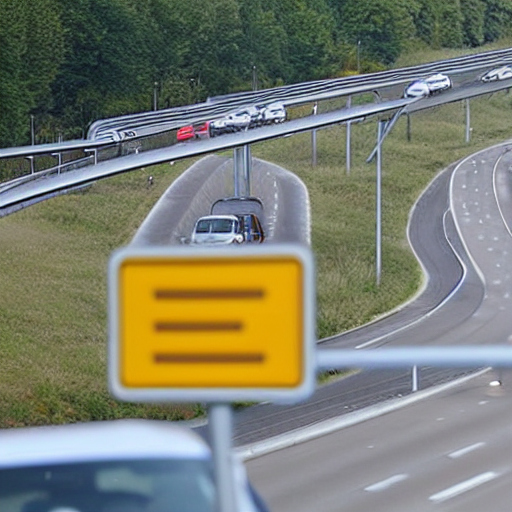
top-left (191, 215), bottom-right (244, 245)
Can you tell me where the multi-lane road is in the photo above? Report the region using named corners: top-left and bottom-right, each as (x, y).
top-left (129, 138), bottom-right (512, 509)
top-left (240, 142), bottom-right (512, 510)
top-left (245, 369), bottom-right (512, 512)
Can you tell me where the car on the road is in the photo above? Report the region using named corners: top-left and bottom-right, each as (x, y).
top-left (0, 420), bottom-right (268, 512)
top-left (210, 117), bottom-right (233, 136)
top-left (191, 214), bottom-right (245, 245)
top-left (225, 111), bottom-right (252, 131)
top-left (481, 65), bottom-right (512, 82)
top-left (262, 102), bottom-right (287, 124)
top-left (176, 125), bottom-right (196, 141)
top-left (404, 73), bottom-right (452, 98)
top-left (191, 213), bottom-right (265, 245)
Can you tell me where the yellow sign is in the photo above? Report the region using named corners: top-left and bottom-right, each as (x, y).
top-left (109, 245), bottom-right (314, 403)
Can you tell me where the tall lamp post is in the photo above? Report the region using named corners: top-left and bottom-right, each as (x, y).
top-left (252, 65), bottom-right (257, 91)
top-left (153, 81), bottom-right (158, 111)
top-left (357, 40), bottom-right (361, 74)
top-left (30, 114), bottom-right (35, 145)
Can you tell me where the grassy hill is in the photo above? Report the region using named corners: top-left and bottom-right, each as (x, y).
top-left (1, 43), bottom-right (512, 426)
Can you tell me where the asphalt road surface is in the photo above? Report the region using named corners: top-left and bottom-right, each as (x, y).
top-left (246, 370), bottom-right (512, 512)
top-left (242, 141), bottom-right (512, 511)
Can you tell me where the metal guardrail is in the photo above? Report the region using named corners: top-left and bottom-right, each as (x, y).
top-left (86, 46), bottom-right (512, 141)
top-left (1, 46), bottom-right (512, 214)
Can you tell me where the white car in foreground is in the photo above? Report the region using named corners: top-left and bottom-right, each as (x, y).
top-left (0, 420), bottom-right (268, 512)
top-left (404, 73), bottom-right (452, 98)
top-left (481, 65), bottom-right (512, 82)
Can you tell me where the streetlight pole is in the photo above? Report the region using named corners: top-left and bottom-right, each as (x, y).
top-left (252, 65), bottom-right (257, 91)
top-left (153, 81), bottom-right (158, 111)
top-left (30, 114), bottom-right (35, 145)
top-left (357, 40), bottom-right (361, 74)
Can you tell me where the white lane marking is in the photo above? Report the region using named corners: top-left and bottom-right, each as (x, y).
top-left (364, 474), bottom-right (408, 492)
top-left (429, 471), bottom-right (499, 503)
top-left (448, 442), bottom-right (485, 459)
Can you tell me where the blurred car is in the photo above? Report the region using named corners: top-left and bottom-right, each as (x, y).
top-left (225, 112), bottom-right (252, 131)
top-left (0, 420), bottom-right (268, 512)
top-left (191, 214), bottom-right (244, 245)
top-left (210, 117), bottom-right (232, 136)
top-left (404, 73), bottom-right (452, 98)
top-left (176, 125), bottom-right (195, 141)
top-left (195, 121), bottom-right (211, 139)
top-left (481, 65), bottom-right (512, 82)
top-left (426, 73), bottom-right (452, 93)
top-left (191, 213), bottom-right (264, 245)
top-left (242, 106), bottom-right (265, 127)
top-left (262, 102), bottom-right (286, 124)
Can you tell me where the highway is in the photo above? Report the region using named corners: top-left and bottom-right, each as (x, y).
top-left (121, 111), bottom-right (512, 510)
top-left (245, 370), bottom-right (512, 512)
top-left (237, 141), bottom-right (512, 510)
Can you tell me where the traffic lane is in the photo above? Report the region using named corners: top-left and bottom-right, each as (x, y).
top-left (323, 163), bottom-right (466, 350)
top-left (231, 159), bottom-right (484, 446)
top-left (450, 143), bottom-right (512, 344)
top-left (354, 143), bottom-right (512, 350)
top-left (246, 371), bottom-right (512, 512)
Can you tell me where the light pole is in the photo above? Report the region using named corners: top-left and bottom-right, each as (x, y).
top-left (190, 78), bottom-right (195, 103)
top-left (153, 81), bottom-right (158, 111)
top-left (30, 114), bottom-right (35, 145)
top-left (252, 65), bottom-right (257, 91)
top-left (357, 40), bottom-right (361, 74)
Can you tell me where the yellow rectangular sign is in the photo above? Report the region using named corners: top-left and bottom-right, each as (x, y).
top-left (109, 245), bottom-right (315, 403)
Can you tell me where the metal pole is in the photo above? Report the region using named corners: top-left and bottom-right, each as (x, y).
top-left (252, 66), bottom-right (257, 91)
top-left (346, 96), bottom-right (352, 175)
top-left (30, 115), bottom-right (35, 145)
top-left (376, 121), bottom-right (384, 286)
top-left (242, 145), bottom-right (251, 196)
top-left (209, 403), bottom-right (236, 512)
top-left (357, 40), bottom-right (361, 73)
top-left (406, 113), bottom-right (411, 142)
top-left (311, 102), bottom-right (318, 167)
top-left (26, 156), bottom-right (35, 174)
top-left (465, 98), bottom-right (471, 143)
top-left (412, 365), bottom-right (419, 392)
top-left (153, 81), bottom-right (158, 111)
top-left (233, 148), bottom-right (244, 197)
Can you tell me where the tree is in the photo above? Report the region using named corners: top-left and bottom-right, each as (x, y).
top-left (483, 0), bottom-right (512, 42)
top-left (335, 0), bottom-right (416, 65)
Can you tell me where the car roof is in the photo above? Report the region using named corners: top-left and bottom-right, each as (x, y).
top-left (197, 214), bottom-right (239, 221)
top-left (426, 73), bottom-right (447, 80)
top-left (0, 420), bottom-right (210, 468)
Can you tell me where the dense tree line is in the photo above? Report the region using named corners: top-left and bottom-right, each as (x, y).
top-left (0, 0), bottom-right (511, 147)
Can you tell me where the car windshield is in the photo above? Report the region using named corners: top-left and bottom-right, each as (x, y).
top-left (211, 218), bottom-right (235, 233)
top-left (0, 459), bottom-right (216, 512)
top-left (195, 219), bottom-right (236, 234)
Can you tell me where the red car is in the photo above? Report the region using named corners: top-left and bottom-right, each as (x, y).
top-left (176, 125), bottom-right (195, 141)
top-left (195, 121), bottom-right (211, 139)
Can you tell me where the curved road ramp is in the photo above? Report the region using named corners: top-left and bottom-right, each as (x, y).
top-left (130, 155), bottom-right (311, 247)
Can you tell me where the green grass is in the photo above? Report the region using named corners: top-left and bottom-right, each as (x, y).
top-left (1, 43), bottom-right (512, 426)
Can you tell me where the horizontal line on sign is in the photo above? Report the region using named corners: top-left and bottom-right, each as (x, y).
top-left (155, 321), bottom-right (242, 332)
top-left (154, 352), bottom-right (265, 364)
top-left (154, 289), bottom-right (265, 300)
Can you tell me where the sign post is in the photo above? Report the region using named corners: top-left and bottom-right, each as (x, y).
top-left (108, 244), bottom-right (315, 512)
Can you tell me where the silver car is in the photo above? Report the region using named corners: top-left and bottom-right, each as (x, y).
top-left (0, 420), bottom-right (268, 512)
top-left (404, 73), bottom-right (452, 98)
top-left (481, 65), bottom-right (512, 82)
